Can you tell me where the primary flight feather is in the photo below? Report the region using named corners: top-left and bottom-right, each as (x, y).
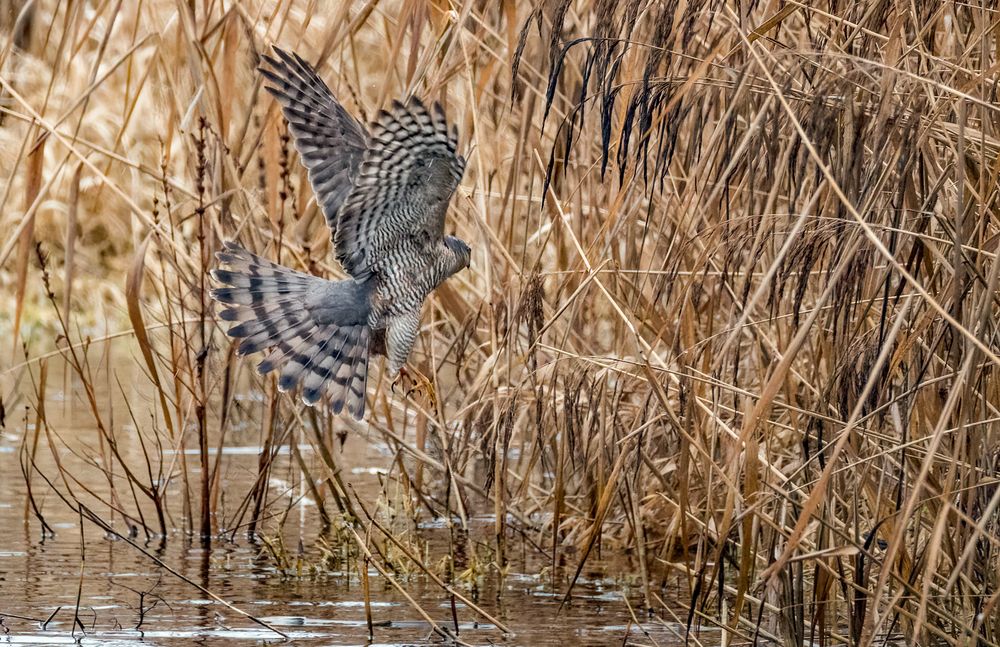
top-left (210, 46), bottom-right (471, 420)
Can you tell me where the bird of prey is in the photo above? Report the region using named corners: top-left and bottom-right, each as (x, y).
top-left (210, 46), bottom-right (470, 420)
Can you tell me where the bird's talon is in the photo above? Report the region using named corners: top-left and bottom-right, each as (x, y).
top-left (391, 366), bottom-right (437, 407)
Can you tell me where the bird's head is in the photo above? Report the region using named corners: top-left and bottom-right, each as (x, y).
top-left (444, 235), bottom-right (471, 272)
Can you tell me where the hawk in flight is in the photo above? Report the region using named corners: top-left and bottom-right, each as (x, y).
top-left (211, 46), bottom-right (470, 420)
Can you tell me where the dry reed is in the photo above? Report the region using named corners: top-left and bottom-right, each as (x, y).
top-left (2, 0), bottom-right (999, 644)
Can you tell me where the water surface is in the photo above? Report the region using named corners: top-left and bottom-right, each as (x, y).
top-left (0, 354), bottom-right (688, 646)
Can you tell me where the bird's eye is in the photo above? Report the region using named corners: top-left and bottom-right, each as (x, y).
top-left (413, 158), bottom-right (426, 168)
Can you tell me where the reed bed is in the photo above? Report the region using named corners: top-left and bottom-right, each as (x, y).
top-left (2, 0), bottom-right (999, 644)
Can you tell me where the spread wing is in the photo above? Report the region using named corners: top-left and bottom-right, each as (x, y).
top-left (260, 46), bottom-right (368, 236)
top-left (334, 98), bottom-right (465, 278)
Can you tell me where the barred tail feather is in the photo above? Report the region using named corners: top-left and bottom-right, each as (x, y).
top-left (345, 327), bottom-right (370, 418)
top-left (301, 325), bottom-right (369, 418)
top-left (210, 241), bottom-right (372, 420)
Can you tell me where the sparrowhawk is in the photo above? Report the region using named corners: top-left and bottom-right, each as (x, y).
top-left (210, 46), bottom-right (470, 420)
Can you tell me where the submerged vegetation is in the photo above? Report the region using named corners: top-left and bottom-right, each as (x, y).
top-left (1, 0), bottom-right (999, 644)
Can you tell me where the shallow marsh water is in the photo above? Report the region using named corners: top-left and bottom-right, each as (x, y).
top-left (0, 354), bottom-right (691, 646)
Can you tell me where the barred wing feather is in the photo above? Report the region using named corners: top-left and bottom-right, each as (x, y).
top-left (260, 47), bottom-right (368, 237)
top-left (334, 98), bottom-right (465, 278)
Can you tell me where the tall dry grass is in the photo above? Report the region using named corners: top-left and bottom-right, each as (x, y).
top-left (2, 0), bottom-right (999, 644)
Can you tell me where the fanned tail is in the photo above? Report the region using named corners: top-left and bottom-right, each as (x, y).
top-left (210, 241), bottom-right (371, 419)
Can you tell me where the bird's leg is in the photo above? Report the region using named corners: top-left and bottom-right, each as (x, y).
top-left (385, 310), bottom-right (436, 407)
top-left (391, 365), bottom-right (437, 408)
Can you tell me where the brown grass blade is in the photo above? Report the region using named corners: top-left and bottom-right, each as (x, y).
top-left (125, 234), bottom-right (176, 439)
top-left (11, 130), bottom-right (45, 356)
